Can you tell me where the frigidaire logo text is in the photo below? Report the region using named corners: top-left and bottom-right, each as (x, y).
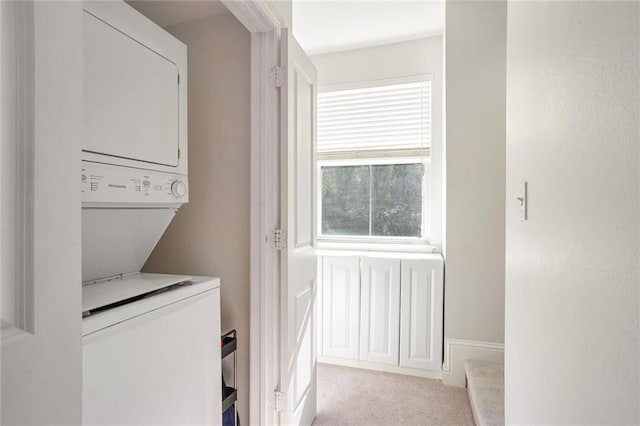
top-left (108, 184), bottom-right (126, 189)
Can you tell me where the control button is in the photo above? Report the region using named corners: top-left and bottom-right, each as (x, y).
top-left (171, 180), bottom-right (187, 198)
top-left (82, 174), bottom-right (87, 182)
top-left (143, 180), bottom-right (151, 187)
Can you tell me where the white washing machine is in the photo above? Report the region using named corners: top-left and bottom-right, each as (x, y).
top-left (81, 2), bottom-right (222, 424)
top-left (82, 274), bottom-right (222, 425)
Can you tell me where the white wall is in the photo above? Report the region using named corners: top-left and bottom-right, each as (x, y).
top-left (311, 37), bottom-right (444, 249)
top-left (1, 1), bottom-right (83, 423)
top-left (143, 12), bottom-right (252, 424)
top-left (505, 2), bottom-right (639, 423)
top-left (442, 1), bottom-right (506, 385)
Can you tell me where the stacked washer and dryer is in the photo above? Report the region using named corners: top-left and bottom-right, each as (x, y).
top-left (81, 2), bottom-right (222, 424)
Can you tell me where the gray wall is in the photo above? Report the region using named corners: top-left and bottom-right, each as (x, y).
top-left (444, 1), bottom-right (506, 346)
top-left (144, 11), bottom-right (251, 424)
top-left (505, 2), bottom-right (639, 422)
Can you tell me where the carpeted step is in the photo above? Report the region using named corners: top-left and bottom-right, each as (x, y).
top-left (464, 359), bottom-right (504, 426)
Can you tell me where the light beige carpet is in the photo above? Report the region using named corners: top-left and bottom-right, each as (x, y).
top-left (464, 360), bottom-right (504, 426)
top-left (313, 363), bottom-right (475, 426)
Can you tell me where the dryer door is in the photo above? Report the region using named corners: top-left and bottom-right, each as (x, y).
top-left (84, 10), bottom-right (180, 167)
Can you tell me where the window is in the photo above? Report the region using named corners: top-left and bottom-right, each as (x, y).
top-left (322, 162), bottom-right (426, 237)
top-left (317, 78), bottom-right (432, 242)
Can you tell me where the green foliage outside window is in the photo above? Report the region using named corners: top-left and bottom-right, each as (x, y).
top-left (321, 163), bottom-right (424, 238)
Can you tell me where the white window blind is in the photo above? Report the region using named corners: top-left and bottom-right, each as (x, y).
top-left (317, 80), bottom-right (431, 153)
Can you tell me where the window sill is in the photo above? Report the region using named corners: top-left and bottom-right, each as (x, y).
top-left (316, 240), bottom-right (439, 256)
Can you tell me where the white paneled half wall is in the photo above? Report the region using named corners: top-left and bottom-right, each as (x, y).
top-left (317, 252), bottom-right (443, 379)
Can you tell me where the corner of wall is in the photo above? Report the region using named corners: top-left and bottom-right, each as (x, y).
top-left (442, 0), bottom-right (507, 365)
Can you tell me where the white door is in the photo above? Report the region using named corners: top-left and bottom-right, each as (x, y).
top-left (399, 258), bottom-right (443, 371)
top-left (359, 257), bottom-right (401, 365)
top-left (279, 28), bottom-right (318, 426)
top-left (1, 1), bottom-right (84, 424)
top-left (321, 256), bottom-right (360, 360)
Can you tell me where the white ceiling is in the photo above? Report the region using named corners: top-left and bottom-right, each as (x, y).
top-left (127, 0), bottom-right (228, 28)
top-left (293, 0), bottom-right (444, 56)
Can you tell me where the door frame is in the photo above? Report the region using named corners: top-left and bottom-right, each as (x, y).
top-left (220, 1), bottom-right (283, 425)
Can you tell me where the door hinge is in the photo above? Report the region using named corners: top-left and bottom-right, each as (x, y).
top-left (178, 73), bottom-right (180, 85)
top-left (272, 390), bottom-right (287, 412)
top-left (178, 148), bottom-right (181, 159)
top-left (270, 66), bottom-right (286, 88)
top-left (270, 229), bottom-right (287, 250)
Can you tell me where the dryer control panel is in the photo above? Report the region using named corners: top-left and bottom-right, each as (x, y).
top-left (82, 162), bottom-right (188, 204)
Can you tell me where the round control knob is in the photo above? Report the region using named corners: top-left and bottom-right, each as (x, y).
top-left (171, 180), bottom-right (187, 198)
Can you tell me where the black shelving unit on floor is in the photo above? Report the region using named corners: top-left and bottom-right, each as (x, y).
top-left (221, 329), bottom-right (238, 426)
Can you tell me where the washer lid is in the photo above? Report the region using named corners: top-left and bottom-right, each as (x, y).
top-left (82, 274), bottom-right (221, 337)
top-left (82, 273), bottom-right (193, 312)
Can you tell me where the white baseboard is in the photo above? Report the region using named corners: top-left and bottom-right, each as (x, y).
top-left (441, 338), bottom-right (504, 387)
top-left (318, 356), bottom-right (442, 381)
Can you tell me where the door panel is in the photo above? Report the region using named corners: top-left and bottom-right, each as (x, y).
top-left (321, 256), bottom-right (360, 360)
top-left (359, 257), bottom-right (400, 365)
top-left (2, 2), bottom-right (83, 423)
top-left (294, 71), bottom-right (313, 248)
top-left (280, 28), bottom-right (318, 426)
top-left (399, 258), bottom-right (443, 371)
top-left (293, 285), bottom-right (313, 408)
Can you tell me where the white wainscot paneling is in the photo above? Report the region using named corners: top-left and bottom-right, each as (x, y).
top-left (399, 258), bottom-right (443, 371)
top-left (359, 257), bottom-right (400, 365)
top-left (321, 256), bottom-right (360, 360)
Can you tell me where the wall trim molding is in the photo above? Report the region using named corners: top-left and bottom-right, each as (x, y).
top-left (224, 1), bottom-right (281, 424)
top-left (221, 0), bottom-right (280, 33)
top-left (441, 338), bottom-right (504, 386)
top-left (442, 338), bottom-right (505, 372)
top-left (248, 28), bottom-right (281, 426)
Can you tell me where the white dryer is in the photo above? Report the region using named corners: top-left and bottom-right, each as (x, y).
top-left (83, 0), bottom-right (187, 176)
top-left (81, 0), bottom-right (189, 284)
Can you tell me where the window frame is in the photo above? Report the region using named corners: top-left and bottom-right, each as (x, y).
top-left (317, 155), bottom-right (430, 246)
top-left (315, 74), bottom-right (435, 248)
top-left (317, 74), bottom-right (433, 98)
